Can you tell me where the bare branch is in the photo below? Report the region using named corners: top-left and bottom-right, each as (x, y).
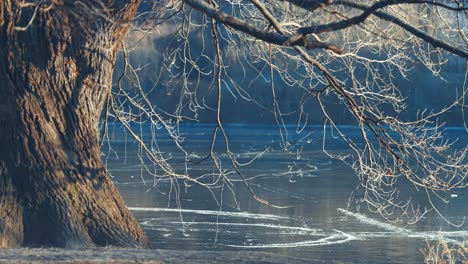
top-left (183, 0), bottom-right (344, 53)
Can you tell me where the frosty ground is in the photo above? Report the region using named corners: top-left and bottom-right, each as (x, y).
top-left (0, 248), bottom-right (316, 263)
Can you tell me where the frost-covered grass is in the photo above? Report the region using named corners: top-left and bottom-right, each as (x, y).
top-left (422, 240), bottom-right (468, 264)
top-left (0, 247), bottom-right (313, 263)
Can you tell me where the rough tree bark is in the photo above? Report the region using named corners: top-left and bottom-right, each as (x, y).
top-left (0, 0), bottom-right (149, 248)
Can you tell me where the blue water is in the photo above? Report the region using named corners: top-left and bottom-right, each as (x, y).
top-left (102, 122), bottom-right (468, 263)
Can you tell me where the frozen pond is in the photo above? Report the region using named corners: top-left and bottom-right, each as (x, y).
top-left (103, 123), bottom-right (468, 263)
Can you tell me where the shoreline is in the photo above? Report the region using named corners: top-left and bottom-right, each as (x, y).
top-left (0, 247), bottom-right (315, 263)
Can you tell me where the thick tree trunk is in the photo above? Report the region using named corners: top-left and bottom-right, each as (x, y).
top-left (0, 0), bottom-right (149, 248)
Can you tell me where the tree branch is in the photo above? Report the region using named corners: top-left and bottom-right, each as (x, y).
top-left (183, 0), bottom-right (343, 53)
top-left (288, 0), bottom-right (468, 59)
top-left (342, 1), bottom-right (468, 59)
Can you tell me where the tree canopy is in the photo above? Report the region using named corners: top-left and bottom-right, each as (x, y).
top-left (110, 0), bottom-right (468, 223)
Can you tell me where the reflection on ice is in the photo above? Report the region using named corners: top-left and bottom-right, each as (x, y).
top-left (338, 208), bottom-right (468, 244)
top-left (226, 230), bottom-right (356, 248)
top-left (131, 207), bottom-right (468, 250)
top-left (338, 208), bottom-right (410, 234)
top-left (129, 207), bottom-right (290, 220)
top-left (168, 222), bottom-right (323, 235)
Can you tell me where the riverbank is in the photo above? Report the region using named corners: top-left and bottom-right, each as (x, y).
top-left (0, 248), bottom-right (316, 263)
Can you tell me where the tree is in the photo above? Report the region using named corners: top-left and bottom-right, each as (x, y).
top-left (0, 0), bottom-right (466, 248)
top-left (0, 0), bottom-right (149, 247)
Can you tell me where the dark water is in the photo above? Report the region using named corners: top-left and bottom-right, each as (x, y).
top-left (103, 123), bottom-right (468, 263)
